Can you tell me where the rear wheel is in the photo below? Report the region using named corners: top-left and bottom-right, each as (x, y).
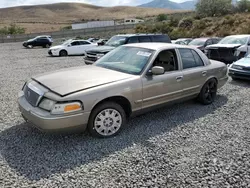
top-left (88, 102), bottom-right (126, 138)
top-left (45, 44), bottom-right (50, 48)
top-left (59, 50), bottom-right (68, 57)
top-left (198, 79), bottom-right (217, 105)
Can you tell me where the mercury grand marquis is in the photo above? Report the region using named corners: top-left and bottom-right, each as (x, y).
top-left (18, 43), bottom-right (228, 138)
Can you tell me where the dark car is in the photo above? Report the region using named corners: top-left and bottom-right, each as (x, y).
top-left (84, 34), bottom-right (171, 64)
top-left (229, 54), bottom-right (250, 80)
top-left (205, 35), bottom-right (250, 64)
top-left (23, 36), bottom-right (53, 48)
top-left (188, 37), bottom-right (220, 52)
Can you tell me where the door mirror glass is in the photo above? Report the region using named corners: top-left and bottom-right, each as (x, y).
top-left (151, 66), bottom-right (165, 75)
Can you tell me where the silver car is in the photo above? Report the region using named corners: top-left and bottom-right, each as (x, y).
top-left (18, 43), bottom-right (228, 138)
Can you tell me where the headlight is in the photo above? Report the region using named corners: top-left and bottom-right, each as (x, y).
top-left (96, 53), bottom-right (105, 59)
top-left (231, 64), bottom-right (243, 70)
top-left (51, 102), bottom-right (82, 115)
top-left (39, 98), bottom-right (56, 111)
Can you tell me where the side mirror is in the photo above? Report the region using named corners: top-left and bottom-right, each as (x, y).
top-left (151, 66), bottom-right (165, 75)
top-left (67, 44), bottom-right (71, 47)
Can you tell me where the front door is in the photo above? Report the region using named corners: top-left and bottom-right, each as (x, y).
top-left (141, 49), bottom-right (183, 109)
top-left (68, 41), bottom-right (81, 55)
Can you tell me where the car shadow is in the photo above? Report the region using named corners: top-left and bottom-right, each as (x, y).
top-left (0, 95), bottom-right (228, 181)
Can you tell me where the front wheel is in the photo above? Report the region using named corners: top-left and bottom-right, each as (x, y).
top-left (88, 102), bottom-right (126, 138)
top-left (198, 79), bottom-right (217, 105)
top-left (59, 50), bottom-right (68, 57)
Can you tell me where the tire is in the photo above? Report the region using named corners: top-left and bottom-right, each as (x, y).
top-left (59, 50), bottom-right (68, 57)
top-left (198, 78), bottom-right (217, 105)
top-left (46, 44), bottom-right (50, 48)
top-left (88, 102), bottom-right (126, 138)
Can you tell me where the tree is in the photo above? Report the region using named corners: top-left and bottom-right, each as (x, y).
top-left (236, 0), bottom-right (250, 12)
top-left (196, 0), bottom-right (232, 17)
top-left (156, 14), bottom-right (168, 22)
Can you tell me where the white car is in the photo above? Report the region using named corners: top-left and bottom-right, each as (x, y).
top-left (48, 39), bottom-right (97, 57)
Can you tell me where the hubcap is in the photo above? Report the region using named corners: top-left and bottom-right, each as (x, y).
top-left (204, 81), bottom-right (216, 102)
top-left (94, 109), bottom-right (122, 136)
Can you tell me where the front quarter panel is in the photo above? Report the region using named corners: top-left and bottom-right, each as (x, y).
top-left (61, 77), bottom-right (143, 113)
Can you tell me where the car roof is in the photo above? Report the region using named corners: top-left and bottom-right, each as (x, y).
top-left (115, 34), bottom-right (167, 37)
top-left (124, 42), bottom-right (196, 50)
top-left (225, 34), bottom-right (250, 37)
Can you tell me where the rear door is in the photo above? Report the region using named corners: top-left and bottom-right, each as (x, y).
top-left (79, 41), bottom-right (95, 54)
top-left (177, 48), bottom-right (208, 96)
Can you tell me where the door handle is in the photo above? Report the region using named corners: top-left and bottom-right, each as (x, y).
top-left (176, 76), bottom-right (183, 82)
top-left (202, 71), bottom-right (207, 76)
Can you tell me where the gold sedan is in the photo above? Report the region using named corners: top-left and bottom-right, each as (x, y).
top-left (18, 43), bottom-right (228, 138)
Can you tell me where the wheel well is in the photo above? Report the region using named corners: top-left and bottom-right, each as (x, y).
top-left (60, 49), bottom-right (67, 54)
top-left (93, 96), bottom-right (132, 118)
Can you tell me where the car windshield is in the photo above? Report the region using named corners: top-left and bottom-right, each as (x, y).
top-left (62, 39), bottom-right (73, 45)
top-left (95, 46), bottom-right (155, 75)
top-left (105, 36), bottom-right (128, 47)
top-left (219, 36), bottom-right (249, 45)
top-left (189, 39), bottom-right (206, 46)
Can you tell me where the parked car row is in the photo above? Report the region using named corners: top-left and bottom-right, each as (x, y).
top-left (18, 30), bottom-right (250, 138)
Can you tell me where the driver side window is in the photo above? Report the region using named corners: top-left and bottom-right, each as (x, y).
top-left (152, 49), bottom-right (178, 72)
top-left (71, 41), bottom-right (80, 46)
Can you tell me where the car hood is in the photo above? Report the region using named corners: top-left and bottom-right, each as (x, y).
top-left (233, 57), bottom-right (250, 67)
top-left (86, 45), bottom-right (116, 53)
top-left (206, 43), bottom-right (242, 49)
top-left (32, 66), bottom-right (133, 96)
top-left (50, 45), bottom-right (64, 50)
top-left (189, 45), bottom-right (203, 48)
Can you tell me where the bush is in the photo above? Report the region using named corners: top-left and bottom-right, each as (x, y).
top-left (178, 17), bottom-right (194, 29)
top-left (196, 0), bottom-right (232, 18)
top-left (0, 24), bottom-right (25, 35)
top-left (236, 0), bottom-right (250, 12)
top-left (61, 26), bottom-right (72, 30)
top-left (156, 14), bottom-right (168, 22)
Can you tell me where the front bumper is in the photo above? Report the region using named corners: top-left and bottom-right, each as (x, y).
top-left (18, 95), bottom-right (90, 132)
top-left (48, 49), bottom-right (59, 56)
top-left (228, 68), bottom-right (250, 80)
top-left (84, 59), bottom-right (95, 65)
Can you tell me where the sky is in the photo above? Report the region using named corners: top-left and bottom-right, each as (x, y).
top-left (0, 0), bottom-right (184, 8)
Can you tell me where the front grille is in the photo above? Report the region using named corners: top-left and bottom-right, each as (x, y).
top-left (85, 55), bottom-right (97, 61)
top-left (48, 50), bottom-right (52, 55)
top-left (87, 52), bottom-right (97, 56)
top-left (242, 67), bottom-right (250, 71)
top-left (23, 85), bottom-right (41, 107)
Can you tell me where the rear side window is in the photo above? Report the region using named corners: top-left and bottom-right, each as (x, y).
top-left (127, 37), bottom-right (139, 44)
top-left (80, 41), bottom-right (91, 45)
top-left (179, 48), bottom-right (204, 69)
top-left (138, 36), bottom-right (151, 43)
top-left (152, 35), bottom-right (171, 43)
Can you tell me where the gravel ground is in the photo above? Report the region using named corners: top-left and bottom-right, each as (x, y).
top-left (0, 43), bottom-right (250, 188)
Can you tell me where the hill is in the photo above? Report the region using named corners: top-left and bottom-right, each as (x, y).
top-left (0, 3), bottom-right (184, 33)
top-left (139, 0), bottom-right (197, 10)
